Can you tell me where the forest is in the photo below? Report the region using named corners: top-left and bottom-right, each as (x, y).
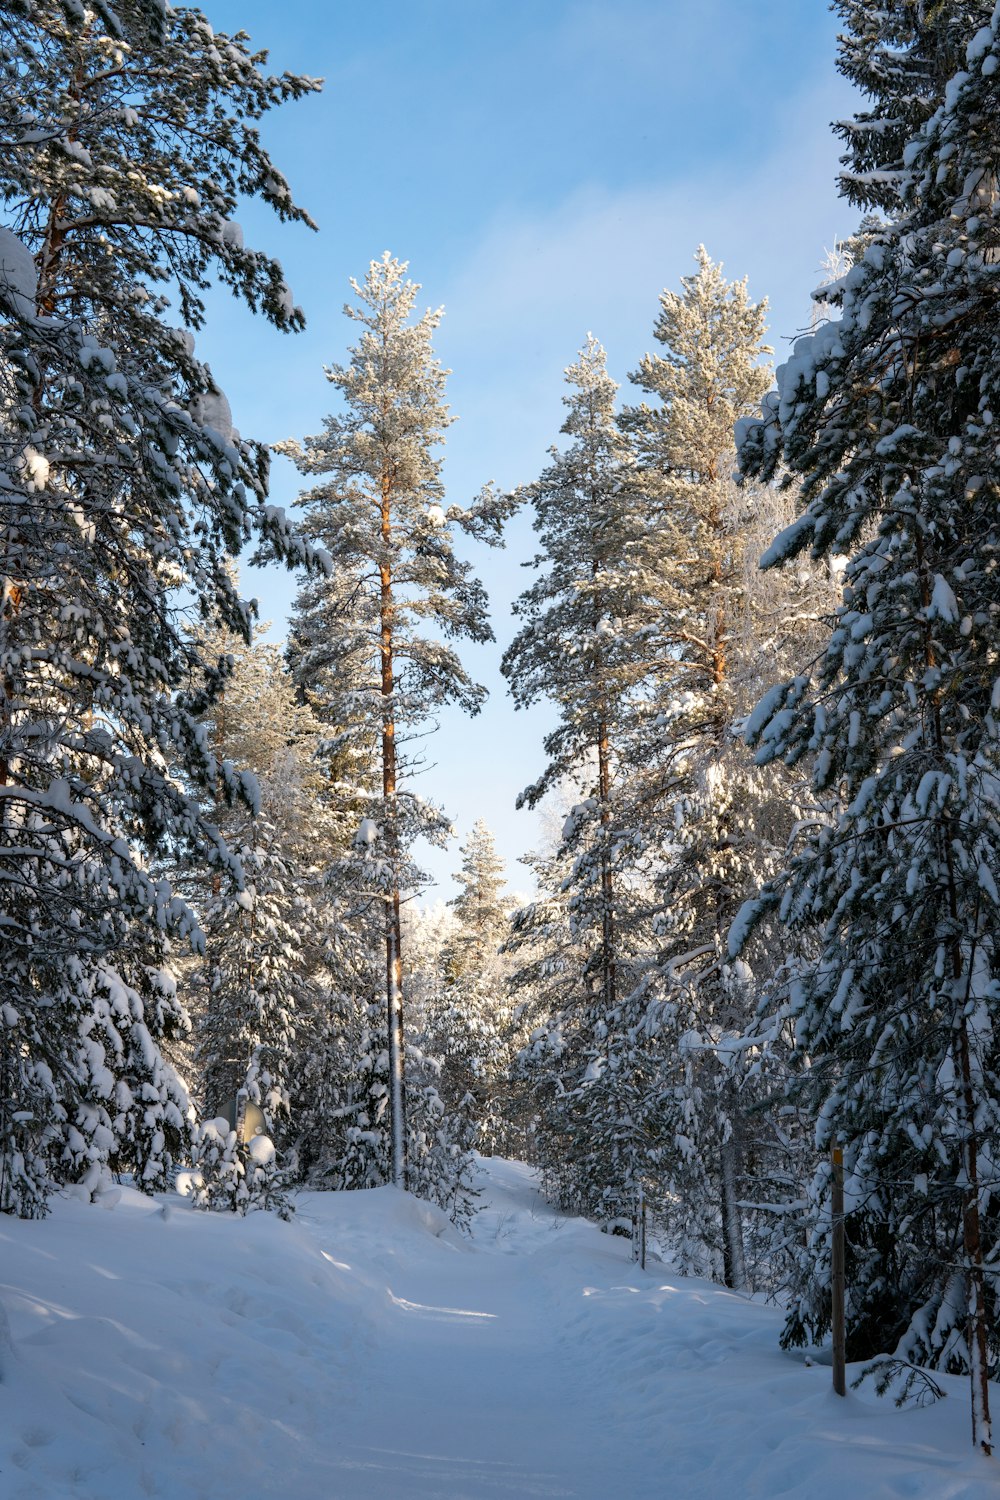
top-left (3, 0), bottom-right (1000, 1475)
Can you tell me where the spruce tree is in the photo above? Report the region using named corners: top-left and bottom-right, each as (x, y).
top-left (181, 625), bottom-right (327, 1215)
top-left (735, 5), bottom-right (1000, 1450)
top-left (833, 0), bottom-right (974, 216)
top-left (0, 4), bottom-right (318, 1211)
top-left (282, 560), bottom-right (390, 1190)
top-left (504, 337), bottom-right (646, 1007)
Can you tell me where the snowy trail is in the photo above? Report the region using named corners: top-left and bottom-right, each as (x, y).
top-left (294, 1160), bottom-right (994, 1500)
top-left (0, 1159), bottom-right (996, 1499)
top-left (296, 1162), bottom-right (653, 1497)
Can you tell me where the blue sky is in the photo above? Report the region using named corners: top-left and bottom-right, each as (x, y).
top-left (195, 0), bottom-right (858, 901)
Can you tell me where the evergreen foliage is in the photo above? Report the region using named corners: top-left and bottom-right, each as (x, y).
top-left (502, 337), bottom-right (654, 1223)
top-left (280, 253), bottom-right (509, 1209)
top-left (435, 822), bottom-right (517, 1155)
top-left (735, 1), bottom-right (1000, 1450)
top-left (0, 2), bottom-right (318, 1213)
top-left (621, 249), bottom-right (779, 1285)
top-left (181, 624), bottom-right (326, 1217)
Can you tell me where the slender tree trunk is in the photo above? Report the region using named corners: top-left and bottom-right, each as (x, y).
top-left (36, 44), bottom-right (85, 319)
top-left (379, 478), bottom-right (406, 1190)
top-left (596, 716), bottom-right (616, 1017)
top-left (720, 1114), bottom-right (746, 1290)
top-left (590, 515), bottom-right (617, 1020)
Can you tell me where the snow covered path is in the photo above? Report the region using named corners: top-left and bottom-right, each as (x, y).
top-left (0, 1158), bottom-right (996, 1498)
top-left (296, 1161), bottom-right (666, 1497)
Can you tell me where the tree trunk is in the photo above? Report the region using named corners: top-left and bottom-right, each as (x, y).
top-left (720, 1121), bottom-right (746, 1291)
top-left (380, 480), bottom-right (406, 1190)
top-left (596, 715), bottom-right (616, 1018)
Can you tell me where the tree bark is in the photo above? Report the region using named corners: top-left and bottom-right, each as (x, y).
top-left (380, 475), bottom-right (407, 1190)
top-left (720, 1121), bottom-right (746, 1291)
top-left (596, 714), bottom-right (616, 1018)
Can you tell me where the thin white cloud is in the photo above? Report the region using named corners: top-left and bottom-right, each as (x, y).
top-left (437, 72), bottom-right (855, 482)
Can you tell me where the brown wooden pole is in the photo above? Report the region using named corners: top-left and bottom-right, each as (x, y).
top-left (831, 1144), bottom-right (846, 1397)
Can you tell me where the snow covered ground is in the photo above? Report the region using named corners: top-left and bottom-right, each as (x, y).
top-left (0, 1157), bottom-right (995, 1499)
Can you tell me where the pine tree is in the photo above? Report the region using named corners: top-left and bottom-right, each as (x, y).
top-left (621, 249), bottom-right (776, 1285)
top-left (279, 253), bottom-right (510, 1191)
top-left (735, 5), bottom-right (1000, 1450)
top-left (504, 812), bottom-right (655, 1230)
top-left (282, 560), bottom-right (391, 1190)
top-left (445, 821), bottom-right (510, 979)
top-left (0, 4), bottom-right (318, 1211)
top-left (504, 337), bottom-right (647, 1011)
top-left (502, 337), bottom-right (654, 1224)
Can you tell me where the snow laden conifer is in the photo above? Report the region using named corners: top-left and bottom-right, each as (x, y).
top-left (183, 625), bottom-right (329, 1218)
top-left (279, 253), bottom-right (510, 1195)
top-left (620, 249), bottom-right (786, 1286)
top-left (0, 4), bottom-right (319, 1212)
top-left (502, 336), bottom-right (654, 1226)
top-left (734, 8), bottom-right (1000, 1451)
top-left (433, 821), bottom-right (517, 1154)
top-left (282, 571), bottom-right (392, 1193)
top-left (282, 545), bottom-right (393, 1182)
top-left (833, 0), bottom-right (975, 218)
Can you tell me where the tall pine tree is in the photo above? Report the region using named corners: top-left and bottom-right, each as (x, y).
top-left (622, 249), bottom-right (774, 1286)
top-left (503, 336), bottom-right (655, 1225)
top-left (279, 253), bottom-right (509, 1190)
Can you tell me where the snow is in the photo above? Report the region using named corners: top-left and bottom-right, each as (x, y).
top-left (744, 680), bottom-right (788, 741)
top-left (967, 25), bottom-right (994, 64)
top-left (929, 573), bottom-right (960, 623)
top-left (191, 385), bottom-right (235, 444)
top-left (0, 226), bottom-right (37, 320)
top-left (19, 445), bottom-right (49, 490)
top-left (0, 1157), bottom-right (994, 1498)
top-left (727, 896), bottom-right (760, 957)
top-left (759, 511), bottom-right (815, 570)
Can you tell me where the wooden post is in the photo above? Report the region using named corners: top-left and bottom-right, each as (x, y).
top-left (831, 1144), bottom-right (846, 1397)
